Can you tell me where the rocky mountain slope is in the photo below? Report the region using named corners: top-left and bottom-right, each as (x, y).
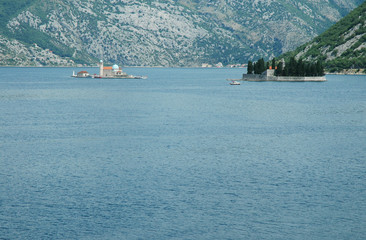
top-left (0, 0), bottom-right (364, 66)
top-left (281, 1), bottom-right (366, 72)
top-left (0, 35), bottom-right (75, 66)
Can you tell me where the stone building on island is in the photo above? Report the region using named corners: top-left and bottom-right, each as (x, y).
top-left (98, 60), bottom-right (130, 78)
top-left (72, 60), bottom-right (146, 79)
top-left (75, 70), bottom-right (90, 78)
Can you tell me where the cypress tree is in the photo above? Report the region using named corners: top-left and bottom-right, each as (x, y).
top-left (310, 64), bottom-right (317, 76)
top-left (247, 61), bottom-right (253, 74)
top-left (254, 62), bottom-right (258, 74)
top-left (297, 59), bottom-right (304, 76)
top-left (258, 58), bottom-right (266, 74)
top-left (289, 57), bottom-right (297, 76)
top-left (275, 61), bottom-right (283, 76)
top-left (271, 58), bottom-right (276, 69)
top-left (283, 64), bottom-right (289, 76)
top-left (316, 61), bottom-right (324, 76)
top-left (321, 63), bottom-right (325, 76)
top-left (305, 63), bottom-right (311, 76)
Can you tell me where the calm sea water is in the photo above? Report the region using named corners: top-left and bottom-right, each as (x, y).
top-left (0, 67), bottom-right (365, 239)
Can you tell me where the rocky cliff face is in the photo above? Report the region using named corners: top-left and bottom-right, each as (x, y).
top-left (1, 0), bottom-right (363, 66)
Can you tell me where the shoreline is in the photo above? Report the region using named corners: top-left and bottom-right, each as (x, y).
top-left (326, 68), bottom-right (366, 75)
top-left (0, 65), bottom-right (365, 75)
top-left (326, 72), bottom-right (366, 76)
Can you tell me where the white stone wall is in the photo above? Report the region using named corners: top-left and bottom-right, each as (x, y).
top-left (242, 73), bottom-right (326, 82)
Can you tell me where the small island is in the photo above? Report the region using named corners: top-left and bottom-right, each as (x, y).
top-left (72, 60), bottom-right (147, 79)
top-left (241, 57), bottom-right (326, 82)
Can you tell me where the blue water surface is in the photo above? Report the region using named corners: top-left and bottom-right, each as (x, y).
top-left (0, 67), bottom-right (365, 239)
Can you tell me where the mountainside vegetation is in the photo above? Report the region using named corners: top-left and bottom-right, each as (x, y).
top-left (0, 0), bottom-right (364, 66)
top-left (280, 1), bottom-right (366, 73)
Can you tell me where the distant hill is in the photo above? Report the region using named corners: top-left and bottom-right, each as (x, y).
top-left (0, 0), bottom-right (96, 66)
top-left (0, 0), bottom-right (364, 66)
top-left (280, 1), bottom-right (366, 73)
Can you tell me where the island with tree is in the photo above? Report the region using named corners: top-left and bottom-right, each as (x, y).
top-left (242, 57), bottom-right (326, 82)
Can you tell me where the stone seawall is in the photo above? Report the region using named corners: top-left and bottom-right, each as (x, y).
top-left (242, 74), bottom-right (326, 82)
top-left (274, 76), bottom-right (326, 82)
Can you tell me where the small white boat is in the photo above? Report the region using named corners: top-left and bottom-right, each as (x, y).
top-left (229, 80), bottom-right (241, 85)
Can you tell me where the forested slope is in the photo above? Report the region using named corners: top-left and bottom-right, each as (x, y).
top-left (281, 1), bottom-right (366, 72)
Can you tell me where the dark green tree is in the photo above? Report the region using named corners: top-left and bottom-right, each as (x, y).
top-left (253, 62), bottom-right (258, 74)
top-left (310, 64), bottom-right (317, 76)
top-left (254, 59), bottom-right (264, 74)
top-left (258, 58), bottom-right (266, 74)
top-left (288, 57), bottom-right (297, 76)
top-left (254, 60), bottom-right (258, 74)
top-left (316, 61), bottom-right (325, 76)
top-left (247, 61), bottom-right (253, 74)
top-left (305, 63), bottom-right (311, 76)
top-left (275, 61), bottom-right (283, 76)
top-left (283, 64), bottom-right (289, 76)
top-left (297, 59), bottom-right (305, 76)
top-left (271, 58), bottom-right (276, 69)
top-left (274, 58), bottom-right (325, 77)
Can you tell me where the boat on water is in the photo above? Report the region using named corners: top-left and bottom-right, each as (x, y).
top-left (229, 80), bottom-right (241, 85)
top-left (72, 60), bottom-right (147, 79)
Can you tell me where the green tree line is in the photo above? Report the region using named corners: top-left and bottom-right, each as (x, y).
top-left (247, 57), bottom-right (325, 76)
